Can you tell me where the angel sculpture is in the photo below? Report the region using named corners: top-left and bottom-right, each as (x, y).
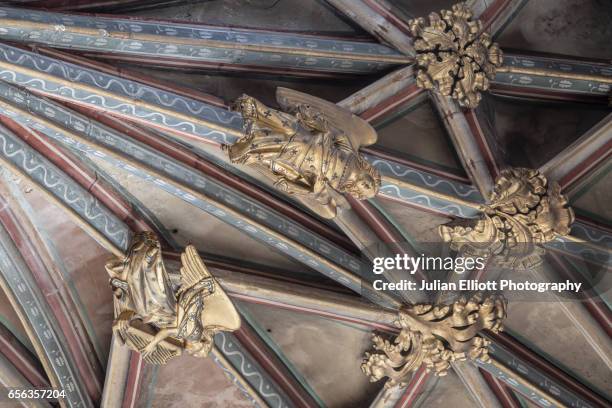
top-left (105, 232), bottom-right (241, 364)
top-left (224, 87), bottom-right (381, 219)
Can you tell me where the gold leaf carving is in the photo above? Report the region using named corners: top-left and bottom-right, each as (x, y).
top-left (362, 295), bottom-right (506, 387)
top-left (409, 2), bottom-right (503, 108)
top-left (224, 88), bottom-right (380, 219)
top-left (105, 232), bottom-right (241, 364)
top-left (439, 168), bottom-right (574, 268)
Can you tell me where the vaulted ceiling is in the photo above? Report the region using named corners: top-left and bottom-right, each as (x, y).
top-left (0, 1), bottom-right (608, 408)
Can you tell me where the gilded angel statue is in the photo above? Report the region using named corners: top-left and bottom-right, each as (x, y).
top-left (105, 232), bottom-right (241, 364)
top-left (224, 87), bottom-right (381, 219)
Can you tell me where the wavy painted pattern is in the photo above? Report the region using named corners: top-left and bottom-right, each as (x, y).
top-left (364, 154), bottom-right (485, 203)
top-left (215, 333), bottom-right (291, 408)
top-left (546, 237), bottom-right (610, 267)
top-left (478, 343), bottom-right (596, 408)
top-left (0, 127), bottom-right (129, 251)
top-left (378, 183), bottom-right (481, 219)
top-left (571, 222), bottom-right (612, 246)
top-left (0, 83), bottom-right (394, 307)
top-left (364, 153), bottom-right (483, 218)
top-left (210, 353), bottom-right (263, 408)
top-left (0, 44), bottom-right (243, 144)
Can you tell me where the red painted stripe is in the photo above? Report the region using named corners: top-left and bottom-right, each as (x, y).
top-left (233, 324), bottom-right (319, 408)
top-left (0, 197), bottom-right (102, 401)
top-left (582, 298), bottom-right (612, 339)
top-left (362, 0), bottom-right (412, 36)
top-left (464, 109), bottom-right (500, 179)
top-left (488, 331), bottom-right (611, 408)
top-left (480, 0), bottom-right (513, 31)
top-left (395, 366), bottom-right (429, 408)
top-left (61, 104), bottom-right (358, 254)
top-left (361, 84), bottom-right (424, 122)
top-left (0, 116), bottom-right (152, 235)
top-left (347, 196), bottom-right (429, 283)
top-left (480, 368), bottom-right (522, 408)
top-left (547, 253), bottom-right (612, 339)
top-left (0, 116), bottom-right (165, 406)
top-left (122, 353), bottom-right (144, 408)
top-left (0, 324), bottom-right (49, 388)
top-left (560, 142), bottom-right (612, 191)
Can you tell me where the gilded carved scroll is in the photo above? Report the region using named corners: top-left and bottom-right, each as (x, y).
top-left (362, 294), bottom-right (506, 387)
top-left (439, 168), bottom-right (574, 268)
top-left (106, 232), bottom-right (241, 364)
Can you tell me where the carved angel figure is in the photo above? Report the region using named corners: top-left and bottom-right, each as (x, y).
top-left (105, 232), bottom-right (240, 364)
top-left (224, 87), bottom-right (380, 219)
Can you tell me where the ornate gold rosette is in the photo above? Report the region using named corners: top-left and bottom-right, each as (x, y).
top-left (408, 2), bottom-right (503, 108)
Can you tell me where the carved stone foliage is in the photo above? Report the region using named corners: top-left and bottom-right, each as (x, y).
top-left (362, 295), bottom-right (506, 387)
top-left (225, 87), bottom-right (380, 219)
top-left (106, 232), bottom-right (241, 364)
top-left (408, 2), bottom-right (503, 108)
top-left (440, 168), bottom-right (574, 268)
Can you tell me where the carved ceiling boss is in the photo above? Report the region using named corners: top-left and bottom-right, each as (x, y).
top-left (105, 232), bottom-right (241, 364)
top-left (224, 87), bottom-right (380, 219)
top-left (440, 168), bottom-right (575, 268)
top-left (409, 2), bottom-right (503, 108)
top-left (363, 294), bottom-right (506, 386)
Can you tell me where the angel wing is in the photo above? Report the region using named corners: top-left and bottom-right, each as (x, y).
top-left (276, 87), bottom-right (378, 149)
top-left (178, 245), bottom-right (241, 332)
top-left (179, 245), bottom-right (211, 291)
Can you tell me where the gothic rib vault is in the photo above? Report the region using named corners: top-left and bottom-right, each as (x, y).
top-left (0, 1), bottom-right (607, 408)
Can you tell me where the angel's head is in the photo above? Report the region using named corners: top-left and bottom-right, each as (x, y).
top-left (119, 232), bottom-right (165, 277)
top-left (135, 232), bottom-right (163, 270)
top-left (358, 173), bottom-right (379, 199)
top-left (231, 95), bottom-right (258, 119)
top-left (341, 159), bottom-right (380, 200)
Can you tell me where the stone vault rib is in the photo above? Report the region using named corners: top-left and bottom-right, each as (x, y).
top-left (0, 79), bottom-right (396, 307)
top-left (0, 113), bottom-right (312, 408)
top-left (0, 7), bottom-right (410, 77)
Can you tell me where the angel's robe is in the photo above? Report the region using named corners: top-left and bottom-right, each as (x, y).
top-left (226, 97), bottom-right (363, 207)
top-left (107, 233), bottom-right (176, 328)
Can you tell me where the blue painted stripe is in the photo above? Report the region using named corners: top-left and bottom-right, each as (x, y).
top-left (0, 7), bottom-right (408, 74)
